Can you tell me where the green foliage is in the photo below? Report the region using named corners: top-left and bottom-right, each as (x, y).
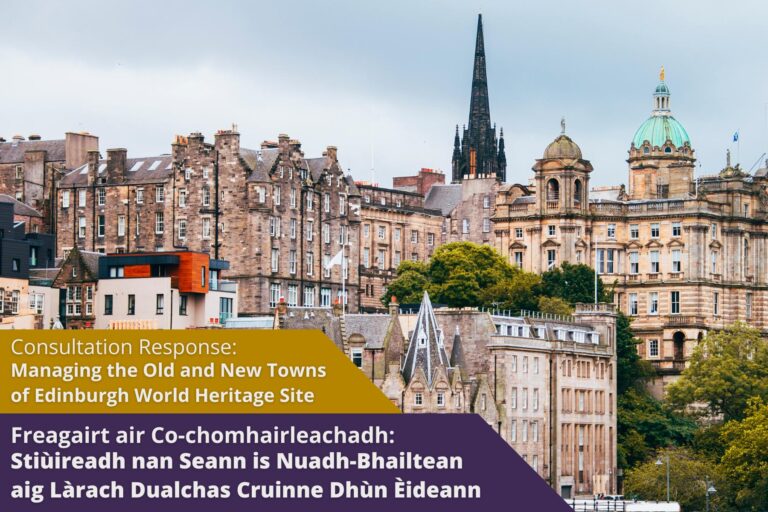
top-left (624, 447), bottom-right (724, 511)
top-left (537, 296), bottom-right (573, 316)
top-left (381, 242), bottom-right (520, 308)
top-left (478, 271), bottom-right (541, 312)
top-left (615, 313), bottom-right (654, 395)
top-left (380, 261), bottom-right (429, 306)
top-left (537, 262), bottom-right (609, 305)
top-left (381, 243), bottom-right (609, 312)
top-left (720, 398), bottom-right (768, 510)
top-left (617, 389), bottom-right (697, 469)
top-left (666, 323), bottom-right (768, 422)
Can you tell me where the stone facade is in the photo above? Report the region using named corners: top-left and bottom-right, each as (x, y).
top-left (275, 294), bottom-right (617, 498)
top-left (357, 184), bottom-right (443, 310)
top-left (493, 76), bottom-right (768, 397)
top-left (0, 132), bottom-right (97, 232)
top-left (392, 168), bottom-right (445, 195)
top-left (55, 131), bottom-right (361, 316)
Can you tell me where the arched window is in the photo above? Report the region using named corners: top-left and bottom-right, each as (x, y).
top-left (643, 146), bottom-right (650, 154)
top-left (573, 179), bottom-right (583, 205)
top-left (546, 179), bottom-right (560, 202)
top-left (673, 331), bottom-right (685, 360)
top-left (664, 147), bottom-right (672, 154)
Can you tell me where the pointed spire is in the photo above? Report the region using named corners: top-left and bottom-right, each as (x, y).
top-left (468, 13), bottom-right (490, 134)
top-left (498, 127), bottom-right (506, 170)
top-left (401, 291), bottom-right (450, 385)
top-left (449, 324), bottom-right (468, 381)
top-left (452, 14), bottom-right (506, 183)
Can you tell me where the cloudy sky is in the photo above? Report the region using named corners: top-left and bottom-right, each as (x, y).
top-left (3, 0), bottom-right (767, 186)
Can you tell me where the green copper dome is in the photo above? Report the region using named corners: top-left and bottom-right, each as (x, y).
top-left (632, 115), bottom-right (690, 148)
top-left (633, 74), bottom-right (692, 149)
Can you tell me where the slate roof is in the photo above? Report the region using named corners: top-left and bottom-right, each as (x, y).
top-left (401, 292), bottom-right (451, 385)
top-left (305, 157), bottom-right (327, 181)
top-left (344, 314), bottom-right (394, 349)
top-left (511, 195), bottom-right (535, 205)
top-left (79, 250), bottom-right (103, 277)
top-left (59, 156), bottom-right (173, 186)
top-left (424, 184), bottom-right (462, 215)
top-left (0, 139), bottom-right (66, 164)
top-left (279, 308), bottom-right (344, 350)
top-left (0, 194), bottom-right (42, 217)
top-left (242, 147), bottom-right (278, 182)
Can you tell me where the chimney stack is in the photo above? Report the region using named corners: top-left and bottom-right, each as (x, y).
top-left (388, 296), bottom-right (399, 317)
top-left (65, 132), bottom-right (99, 169)
top-left (86, 150), bottom-right (100, 186)
top-left (106, 148), bottom-right (127, 183)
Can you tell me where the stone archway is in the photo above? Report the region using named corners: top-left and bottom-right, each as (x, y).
top-left (673, 331), bottom-right (685, 360)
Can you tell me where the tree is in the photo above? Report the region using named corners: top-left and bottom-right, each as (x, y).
top-left (720, 398), bottom-right (768, 510)
top-left (624, 447), bottom-right (724, 511)
top-left (382, 267), bottom-right (429, 306)
top-left (615, 313), bottom-right (654, 395)
top-left (666, 323), bottom-right (768, 421)
top-left (537, 296), bottom-right (572, 316)
top-left (478, 270), bottom-right (540, 312)
top-left (381, 242), bottom-right (518, 308)
top-left (617, 388), bottom-right (697, 469)
top-left (537, 262), bottom-right (609, 305)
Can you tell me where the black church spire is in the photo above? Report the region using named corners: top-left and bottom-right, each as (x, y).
top-left (451, 14), bottom-right (506, 183)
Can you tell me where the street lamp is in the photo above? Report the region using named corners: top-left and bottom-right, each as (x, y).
top-left (655, 454), bottom-right (670, 502)
top-left (705, 477), bottom-right (716, 512)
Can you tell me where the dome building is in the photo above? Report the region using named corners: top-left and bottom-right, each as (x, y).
top-left (533, 122), bottom-right (593, 217)
top-left (627, 69), bottom-right (696, 200)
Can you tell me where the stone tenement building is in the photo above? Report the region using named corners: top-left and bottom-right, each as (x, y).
top-left (272, 293), bottom-right (618, 498)
top-left (493, 71), bottom-right (768, 396)
top-left (357, 183), bottom-right (444, 311)
top-left (0, 132), bottom-right (98, 232)
top-left (451, 14), bottom-right (506, 183)
top-left (56, 131), bottom-right (362, 315)
top-left (357, 170), bottom-right (500, 310)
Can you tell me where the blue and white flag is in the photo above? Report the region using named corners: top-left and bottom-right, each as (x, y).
top-left (733, 131), bottom-right (739, 142)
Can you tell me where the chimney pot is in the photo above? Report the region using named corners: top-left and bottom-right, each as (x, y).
top-left (12, 134), bottom-right (24, 142)
top-left (28, 134), bottom-right (41, 141)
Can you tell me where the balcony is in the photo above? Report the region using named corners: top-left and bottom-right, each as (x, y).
top-left (666, 315), bottom-right (706, 327)
top-left (546, 200), bottom-right (559, 210)
top-left (651, 359), bottom-right (687, 375)
top-left (590, 199), bottom-right (725, 216)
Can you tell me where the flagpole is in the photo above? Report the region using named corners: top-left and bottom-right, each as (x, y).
top-left (341, 241), bottom-right (346, 316)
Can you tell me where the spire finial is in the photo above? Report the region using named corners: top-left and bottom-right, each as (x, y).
top-left (561, 117), bottom-right (566, 135)
top-left (726, 148), bottom-right (731, 167)
top-left (660, 65), bottom-right (665, 81)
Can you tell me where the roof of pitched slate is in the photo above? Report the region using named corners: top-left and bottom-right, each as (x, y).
top-left (344, 314), bottom-right (394, 349)
top-left (0, 194), bottom-right (42, 217)
top-left (242, 147), bottom-right (278, 182)
top-left (424, 184), bottom-right (462, 215)
top-left (305, 157), bottom-right (327, 181)
top-left (401, 292), bottom-right (451, 385)
top-left (0, 139), bottom-right (66, 164)
top-left (59, 156), bottom-right (173, 186)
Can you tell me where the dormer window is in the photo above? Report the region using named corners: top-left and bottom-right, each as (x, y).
top-left (643, 146), bottom-right (650, 154)
top-left (418, 333), bottom-right (427, 347)
top-left (664, 147), bottom-right (672, 153)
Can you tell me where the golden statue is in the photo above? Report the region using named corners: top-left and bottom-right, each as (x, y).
top-left (660, 66), bottom-right (665, 81)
